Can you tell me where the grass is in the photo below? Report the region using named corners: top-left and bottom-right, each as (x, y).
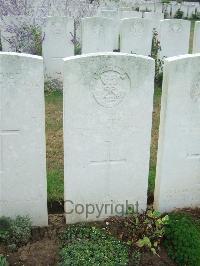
top-left (148, 88), bottom-right (162, 199)
top-left (45, 87), bottom-right (162, 203)
top-left (45, 90), bottom-right (63, 202)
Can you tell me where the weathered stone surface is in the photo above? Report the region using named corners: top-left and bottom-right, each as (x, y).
top-left (99, 10), bottom-right (120, 50)
top-left (143, 12), bottom-right (164, 29)
top-left (42, 16), bottom-right (74, 81)
top-left (63, 53), bottom-right (155, 223)
top-left (155, 3), bottom-right (163, 13)
top-left (120, 18), bottom-right (153, 56)
top-left (154, 54), bottom-right (200, 212)
top-left (0, 52), bottom-right (48, 226)
top-left (139, 3), bottom-right (147, 12)
top-left (143, 11), bottom-right (164, 20)
top-left (159, 19), bottom-right (190, 59)
top-left (119, 10), bottom-right (142, 19)
top-left (81, 17), bottom-right (116, 53)
top-left (100, 9), bottom-right (118, 18)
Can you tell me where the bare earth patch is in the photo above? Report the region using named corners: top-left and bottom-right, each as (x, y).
top-left (0, 214), bottom-right (177, 266)
top-left (2, 215), bottom-right (65, 266)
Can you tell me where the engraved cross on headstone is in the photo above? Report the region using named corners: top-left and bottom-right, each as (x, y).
top-left (187, 153), bottom-right (200, 159)
top-left (90, 141), bottom-right (126, 166)
top-left (0, 85), bottom-right (20, 174)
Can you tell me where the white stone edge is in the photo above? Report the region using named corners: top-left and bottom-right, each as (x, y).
top-left (0, 52), bottom-right (43, 61)
top-left (120, 17), bottom-right (150, 22)
top-left (81, 16), bottom-right (115, 21)
top-left (164, 53), bottom-right (200, 62)
top-left (160, 18), bottom-right (191, 23)
top-left (63, 52), bottom-right (154, 62)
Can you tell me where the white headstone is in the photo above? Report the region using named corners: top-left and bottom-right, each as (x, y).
top-left (171, 3), bottom-right (181, 17)
top-left (143, 12), bottom-right (164, 29)
top-left (154, 54), bottom-right (200, 212)
top-left (63, 53), bottom-right (155, 224)
top-left (197, 6), bottom-right (200, 14)
top-left (120, 10), bottom-right (142, 19)
top-left (139, 3), bottom-right (147, 12)
top-left (171, 0), bottom-right (177, 5)
top-left (100, 10), bottom-right (120, 50)
top-left (190, 2), bottom-right (200, 7)
top-left (163, 3), bottom-right (172, 18)
top-left (193, 21), bottom-right (200, 53)
top-left (155, 3), bottom-right (163, 13)
top-left (42, 16), bottom-right (74, 81)
top-left (0, 52), bottom-right (48, 226)
top-left (120, 18), bottom-right (153, 56)
top-left (81, 17), bottom-right (116, 53)
top-left (187, 4), bottom-right (196, 18)
top-left (180, 4), bottom-right (188, 17)
top-left (159, 19), bottom-right (190, 59)
top-left (100, 9), bottom-right (118, 18)
top-left (144, 11), bottom-right (164, 20)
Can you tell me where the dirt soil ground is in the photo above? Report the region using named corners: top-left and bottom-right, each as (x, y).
top-left (0, 215), bottom-right (65, 266)
top-left (0, 214), bottom-right (178, 266)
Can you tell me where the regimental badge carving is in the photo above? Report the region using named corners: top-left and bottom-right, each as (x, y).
top-left (130, 21), bottom-right (144, 36)
top-left (191, 74), bottom-right (200, 103)
top-left (170, 23), bottom-right (182, 33)
top-left (91, 66), bottom-right (131, 108)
